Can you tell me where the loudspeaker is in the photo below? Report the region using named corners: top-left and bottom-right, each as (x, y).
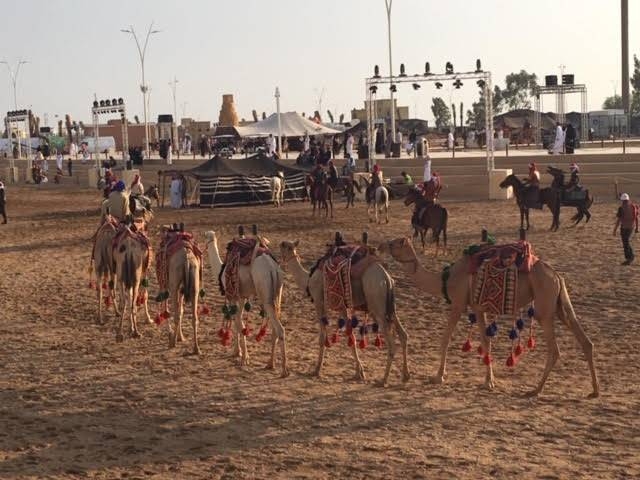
top-left (545, 75), bottom-right (558, 86)
top-left (562, 74), bottom-right (574, 85)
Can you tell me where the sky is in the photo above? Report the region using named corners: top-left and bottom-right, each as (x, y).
top-left (0, 0), bottom-right (637, 127)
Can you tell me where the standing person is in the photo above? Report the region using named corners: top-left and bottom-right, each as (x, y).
top-left (67, 157), bottom-right (73, 177)
top-left (266, 134), bottom-right (276, 157)
top-left (170, 175), bottom-right (182, 209)
top-left (0, 181), bottom-right (7, 224)
top-left (166, 138), bottom-right (173, 165)
top-left (55, 149), bottom-right (64, 173)
top-left (409, 129), bottom-right (417, 157)
top-left (550, 122), bottom-right (565, 154)
top-left (564, 123), bottom-right (576, 154)
top-left (346, 133), bottom-right (354, 160)
top-left (613, 193), bottom-right (639, 265)
top-left (327, 160), bottom-right (338, 190)
top-left (401, 171), bottom-right (413, 185)
top-left (303, 131), bottom-right (310, 153)
top-left (447, 130), bottom-right (454, 151)
top-left (180, 174), bottom-right (189, 208)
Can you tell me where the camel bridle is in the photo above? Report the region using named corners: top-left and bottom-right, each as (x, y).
top-left (387, 241), bottom-right (419, 274)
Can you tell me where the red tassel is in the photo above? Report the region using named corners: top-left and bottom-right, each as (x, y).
top-left (88, 281), bottom-right (95, 290)
top-left (527, 336), bottom-right (536, 350)
top-left (154, 313), bottom-right (164, 325)
top-left (104, 297), bottom-right (112, 307)
top-left (223, 329), bottom-right (232, 341)
top-left (514, 343), bottom-right (524, 356)
top-left (374, 335), bottom-right (384, 348)
top-left (477, 345), bottom-right (484, 356)
top-left (162, 310), bottom-right (171, 319)
top-left (482, 353), bottom-right (492, 365)
top-left (200, 305), bottom-right (210, 315)
top-left (347, 333), bottom-right (356, 347)
top-left (330, 332), bottom-right (339, 344)
top-left (217, 327), bottom-right (225, 339)
top-left (255, 325), bottom-right (267, 342)
top-left (101, 282), bottom-right (107, 290)
top-left (324, 337), bottom-right (331, 348)
top-left (506, 353), bottom-right (515, 367)
top-left (242, 326), bottom-right (252, 336)
top-left (462, 339), bottom-right (472, 352)
top-left (358, 337), bottom-right (368, 349)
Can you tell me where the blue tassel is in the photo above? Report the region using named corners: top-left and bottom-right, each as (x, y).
top-left (371, 322), bottom-right (379, 333)
top-left (509, 328), bottom-right (518, 340)
top-left (527, 306), bottom-right (535, 318)
top-left (338, 317), bottom-right (346, 329)
top-left (359, 325), bottom-right (366, 336)
top-left (468, 312), bottom-right (477, 324)
top-left (485, 322), bottom-right (498, 337)
top-left (320, 316), bottom-right (329, 326)
top-left (516, 318), bottom-right (525, 330)
top-left (351, 316), bottom-right (359, 328)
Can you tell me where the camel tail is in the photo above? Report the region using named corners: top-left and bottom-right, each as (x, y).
top-left (123, 252), bottom-right (135, 290)
top-left (384, 275), bottom-right (396, 323)
top-left (183, 257), bottom-right (196, 303)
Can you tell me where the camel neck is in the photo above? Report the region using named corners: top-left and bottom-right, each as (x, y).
top-left (286, 255), bottom-right (310, 293)
top-left (207, 240), bottom-right (223, 278)
top-left (398, 257), bottom-right (442, 297)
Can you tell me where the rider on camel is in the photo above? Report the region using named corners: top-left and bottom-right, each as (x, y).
top-left (523, 162), bottom-right (541, 208)
top-left (566, 163), bottom-right (581, 192)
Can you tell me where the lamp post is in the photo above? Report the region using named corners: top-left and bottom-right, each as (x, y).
top-left (1, 60), bottom-right (28, 110)
top-left (121, 23), bottom-right (160, 160)
top-left (169, 77), bottom-right (178, 153)
top-left (275, 86), bottom-right (282, 157)
top-left (384, 0), bottom-right (396, 143)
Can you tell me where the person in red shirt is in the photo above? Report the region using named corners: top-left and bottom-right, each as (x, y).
top-left (613, 193), bottom-right (639, 265)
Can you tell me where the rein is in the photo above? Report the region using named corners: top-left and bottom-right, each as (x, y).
top-left (441, 265), bottom-right (452, 305)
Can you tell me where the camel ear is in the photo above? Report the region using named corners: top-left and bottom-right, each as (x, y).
top-left (293, 239), bottom-right (299, 247)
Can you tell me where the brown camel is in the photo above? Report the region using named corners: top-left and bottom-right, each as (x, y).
top-left (90, 216), bottom-right (119, 323)
top-left (112, 224), bottom-right (152, 342)
top-left (379, 237), bottom-right (599, 398)
top-left (163, 230), bottom-right (202, 355)
top-left (205, 230), bottom-right (289, 377)
top-left (279, 239), bottom-right (409, 385)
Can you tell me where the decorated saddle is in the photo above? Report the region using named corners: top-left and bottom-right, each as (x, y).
top-left (155, 230), bottom-right (202, 292)
top-left (316, 244), bottom-right (379, 313)
top-left (221, 237), bottom-right (272, 300)
top-left (467, 241), bottom-right (538, 316)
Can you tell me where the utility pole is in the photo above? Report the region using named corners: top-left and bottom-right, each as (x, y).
top-left (0, 59), bottom-right (28, 109)
top-left (621, 0), bottom-right (629, 135)
top-left (169, 77), bottom-right (179, 153)
top-left (385, 0), bottom-right (396, 143)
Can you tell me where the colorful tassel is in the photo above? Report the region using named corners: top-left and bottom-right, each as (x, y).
top-left (462, 339), bottom-right (472, 352)
top-left (347, 333), bottom-right (356, 347)
top-left (482, 353), bottom-right (492, 365)
top-left (330, 332), bottom-right (339, 344)
top-left (374, 334), bottom-right (384, 348)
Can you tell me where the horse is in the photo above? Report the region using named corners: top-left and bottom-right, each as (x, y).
top-left (309, 173), bottom-right (333, 218)
top-left (145, 184), bottom-right (160, 208)
top-left (361, 176), bottom-right (389, 224)
top-left (546, 166), bottom-right (594, 226)
top-left (499, 174), bottom-right (560, 231)
top-left (270, 172), bottom-right (286, 207)
top-left (404, 187), bottom-right (448, 254)
top-left (344, 176), bottom-right (362, 208)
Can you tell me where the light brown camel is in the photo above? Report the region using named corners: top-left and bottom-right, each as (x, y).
top-left (379, 237), bottom-right (599, 398)
top-left (164, 231), bottom-right (202, 355)
top-left (279, 240), bottom-right (409, 385)
top-left (205, 230), bottom-right (289, 377)
top-left (112, 224), bottom-right (152, 342)
top-left (90, 216), bottom-right (119, 323)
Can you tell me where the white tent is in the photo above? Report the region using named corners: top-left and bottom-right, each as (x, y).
top-left (235, 112), bottom-right (342, 138)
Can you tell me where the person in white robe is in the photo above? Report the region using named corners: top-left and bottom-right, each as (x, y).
top-left (170, 176), bottom-right (182, 208)
top-left (447, 131), bottom-right (454, 150)
top-left (266, 134), bottom-right (276, 156)
top-left (550, 123), bottom-right (565, 154)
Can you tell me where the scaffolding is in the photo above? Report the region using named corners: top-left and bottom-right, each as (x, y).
top-left (533, 84), bottom-right (588, 147)
top-left (365, 69), bottom-right (495, 171)
top-left (91, 98), bottom-right (128, 167)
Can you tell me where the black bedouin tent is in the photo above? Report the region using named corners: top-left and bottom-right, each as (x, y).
top-left (184, 153), bottom-right (307, 207)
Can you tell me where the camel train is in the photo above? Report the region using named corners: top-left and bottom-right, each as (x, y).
top-left (88, 168), bottom-right (601, 399)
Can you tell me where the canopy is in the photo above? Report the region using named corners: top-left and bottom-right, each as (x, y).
top-left (184, 152), bottom-right (306, 179)
top-left (235, 112), bottom-right (342, 138)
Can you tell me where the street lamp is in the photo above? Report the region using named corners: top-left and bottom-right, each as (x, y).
top-left (169, 77), bottom-right (178, 153)
top-left (275, 87), bottom-right (282, 157)
top-left (121, 23), bottom-right (161, 160)
top-left (384, 0), bottom-right (396, 142)
top-left (1, 59), bottom-right (28, 109)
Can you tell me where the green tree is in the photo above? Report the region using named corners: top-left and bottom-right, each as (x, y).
top-left (431, 97), bottom-right (451, 128)
top-left (502, 70), bottom-right (538, 110)
top-left (602, 94), bottom-right (623, 109)
top-left (631, 54), bottom-right (640, 115)
top-left (466, 85), bottom-right (503, 129)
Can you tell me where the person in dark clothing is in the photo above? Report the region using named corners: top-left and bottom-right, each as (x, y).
top-left (327, 161), bottom-right (339, 189)
top-left (614, 193), bottom-right (639, 265)
top-left (566, 163), bottom-right (581, 192)
top-left (564, 123), bottom-right (577, 154)
top-left (0, 181), bottom-right (7, 224)
top-left (67, 158), bottom-right (73, 177)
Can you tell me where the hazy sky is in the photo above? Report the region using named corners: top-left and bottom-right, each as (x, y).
top-left (1, 0), bottom-right (637, 126)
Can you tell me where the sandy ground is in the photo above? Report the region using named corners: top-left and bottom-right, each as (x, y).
top-left (0, 184), bottom-right (639, 480)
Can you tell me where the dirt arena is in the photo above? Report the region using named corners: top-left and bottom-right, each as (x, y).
top-left (1, 185), bottom-right (638, 480)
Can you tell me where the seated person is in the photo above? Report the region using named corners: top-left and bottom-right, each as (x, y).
top-left (523, 162), bottom-right (541, 207)
top-left (401, 171), bottom-right (413, 185)
top-left (422, 172), bottom-right (442, 203)
top-left (566, 163), bottom-right (581, 192)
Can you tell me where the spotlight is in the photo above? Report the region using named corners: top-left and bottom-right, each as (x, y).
top-left (412, 83), bottom-right (421, 90)
top-left (475, 59), bottom-right (482, 73)
top-left (424, 62), bottom-right (431, 75)
top-left (374, 65), bottom-right (380, 78)
top-left (454, 79), bottom-right (463, 89)
top-left (118, 98), bottom-right (124, 105)
top-left (390, 84), bottom-right (397, 93)
top-left (93, 100), bottom-right (99, 108)
top-left (105, 99), bottom-right (111, 106)
top-left (476, 79), bottom-right (486, 88)
top-left (99, 100), bottom-right (105, 107)
top-left (445, 62), bottom-right (454, 74)
top-left (435, 82), bottom-right (443, 89)
top-left (112, 98), bottom-right (118, 106)
top-left (369, 85), bottom-right (378, 94)
top-left (399, 63), bottom-right (406, 77)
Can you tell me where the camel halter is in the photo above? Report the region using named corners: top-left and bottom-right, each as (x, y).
top-left (279, 250), bottom-right (300, 272)
top-left (387, 242), bottom-right (419, 274)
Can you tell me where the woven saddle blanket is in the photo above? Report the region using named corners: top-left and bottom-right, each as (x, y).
top-left (321, 245), bottom-right (379, 312)
top-left (467, 241), bottom-right (538, 274)
top-left (111, 225), bottom-right (152, 276)
top-left (155, 231), bottom-right (202, 291)
top-left (223, 238), bottom-right (272, 300)
top-left (472, 259), bottom-right (518, 316)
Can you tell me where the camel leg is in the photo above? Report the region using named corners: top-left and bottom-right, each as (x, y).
top-left (96, 275), bottom-right (104, 324)
top-left (312, 305), bottom-right (328, 377)
top-left (378, 319), bottom-right (395, 387)
top-left (476, 312), bottom-right (495, 390)
top-left (328, 193), bottom-right (333, 219)
top-left (395, 316), bottom-right (410, 382)
top-left (266, 303), bottom-right (288, 377)
top-left (177, 296), bottom-right (186, 342)
top-left (169, 291), bottom-right (180, 348)
top-left (233, 304), bottom-right (249, 366)
top-left (525, 313), bottom-right (559, 398)
top-left (130, 283), bottom-right (141, 338)
top-left (116, 284), bottom-right (127, 343)
top-left (111, 276), bottom-right (120, 316)
top-left (429, 304), bottom-right (464, 384)
top-left (191, 300), bottom-right (201, 355)
top-left (385, 202), bottom-right (389, 224)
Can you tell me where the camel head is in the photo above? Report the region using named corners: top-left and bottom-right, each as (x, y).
top-left (279, 239), bottom-right (299, 266)
top-left (204, 230), bottom-right (219, 249)
top-left (378, 237), bottom-right (418, 264)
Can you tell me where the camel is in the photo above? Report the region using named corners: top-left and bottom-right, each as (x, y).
top-left (161, 228), bottom-right (202, 355)
top-left (361, 177), bottom-right (389, 224)
top-left (101, 190), bottom-right (153, 229)
top-left (90, 215), bottom-right (120, 323)
top-left (204, 230), bottom-right (289, 377)
top-left (112, 222), bottom-right (152, 342)
top-left (279, 239), bottom-right (409, 385)
top-left (379, 237), bottom-right (599, 398)
top-left (270, 172), bottom-right (285, 207)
